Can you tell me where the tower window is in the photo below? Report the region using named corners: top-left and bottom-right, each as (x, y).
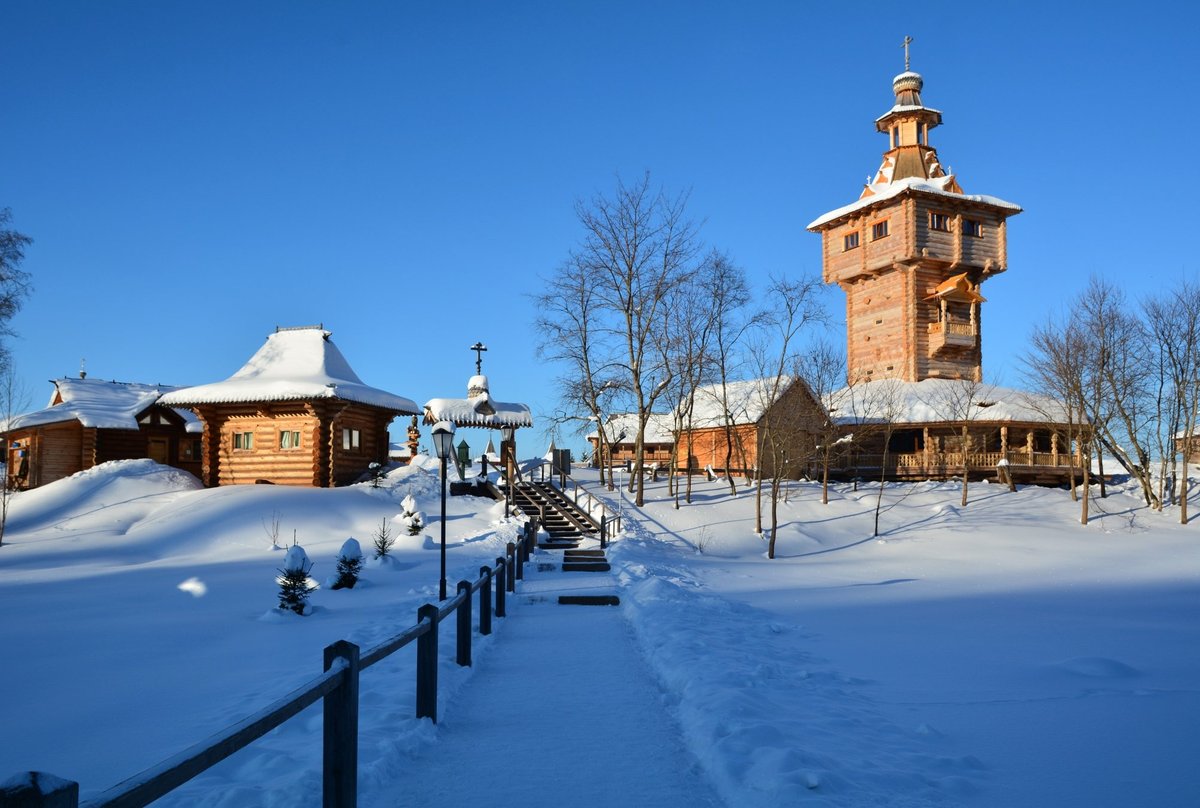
top-left (843, 232), bottom-right (860, 251)
top-left (929, 212), bottom-right (951, 232)
top-left (964, 219), bottom-right (983, 237)
top-left (871, 220), bottom-right (889, 240)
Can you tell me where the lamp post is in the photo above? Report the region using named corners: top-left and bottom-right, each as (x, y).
top-left (500, 424), bottom-right (515, 518)
top-left (431, 420), bottom-right (456, 601)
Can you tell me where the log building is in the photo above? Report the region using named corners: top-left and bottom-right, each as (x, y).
top-left (2, 376), bottom-right (202, 489)
top-left (808, 56), bottom-right (1084, 483)
top-left (160, 327), bottom-right (418, 487)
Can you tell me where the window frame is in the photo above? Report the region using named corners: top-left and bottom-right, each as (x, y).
top-left (342, 428), bottom-right (362, 452)
top-left (232, 431), bottom-right (254, 451)
top-left (871, 220), bottom-right (889, 240)
top-left (964, 218), bottom-right (983, 237)
top-left (842, 231), bottom-right (860, 251)
top-left (928, 211), bottom-right (951, 232)
top-left (279, 430), bottom-right (302, 450)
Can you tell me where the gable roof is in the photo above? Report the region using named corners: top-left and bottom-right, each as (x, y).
top-left (159, 327), bottom-right (418, 413)
top-left (1, 378), bottom-right (202, 433)
top-left (683, 376), bottom-right (807, 429)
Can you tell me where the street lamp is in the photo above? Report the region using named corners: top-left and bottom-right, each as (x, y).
top-left (431, 420), bottom-right (456, 601)
top-left (500, 424), bottom-right (515, 517)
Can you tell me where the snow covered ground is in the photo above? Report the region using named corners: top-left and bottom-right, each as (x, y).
top-left (1, 459), bottom-right (1197, 807)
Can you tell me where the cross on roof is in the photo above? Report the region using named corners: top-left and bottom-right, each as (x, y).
top-left (469, 341), bottom-right (488, 374)
top-left (902, 35), bottom-right (913, 71)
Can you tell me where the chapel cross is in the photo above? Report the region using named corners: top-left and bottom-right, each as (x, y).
top-left (469, 341), bottom-right (488, 374)
top-left (902, 35), bottom-right (913, 71)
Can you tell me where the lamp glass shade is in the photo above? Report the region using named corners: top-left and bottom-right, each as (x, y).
top-left (500, 425), bottom-right (515, 443)
top-left (431, 421), bottom-right (456, 459)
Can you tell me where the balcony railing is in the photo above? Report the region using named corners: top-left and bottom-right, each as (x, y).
top-left (927, 319), bottom-right (977, 351)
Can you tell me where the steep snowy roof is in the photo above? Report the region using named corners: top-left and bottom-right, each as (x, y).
top-left (159, 328), bottom-right (418, 413)
top-left (586, 413), bottom-right (675, 444)
top-left (806, 175), bottom-right (1021, 230)
top-left (1, 378), bottom-right (202, 433)
top-left (826, 378), bottom-right (1074, 427)
top-left (683, 376), bottom-right (801, 428)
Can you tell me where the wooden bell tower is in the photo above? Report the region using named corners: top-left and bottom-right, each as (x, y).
top-left (808, 43), bottom-right (1022, 384)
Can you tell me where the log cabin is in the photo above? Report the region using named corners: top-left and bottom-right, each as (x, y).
top-left (676, 376), bottom-right (826, 479)
top-left (807, 58), bottom-right (1084, 484)
top-left (160, 327), bottom-right (419, 487)
top-left (1, 376), bottom-right (203, 489)
top-left (586, 413), bottom-right (675, 471)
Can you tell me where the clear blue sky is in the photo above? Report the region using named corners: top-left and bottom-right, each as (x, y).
top-left (3, 1), bottom-right (1197, 457)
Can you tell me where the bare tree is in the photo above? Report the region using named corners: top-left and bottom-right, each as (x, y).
top-left (0, 208), bottom-right (33, 372)
top-left (797, 339), bottom-right (847, 505)
top-left (0, 363), bottom-right (29, 546)
top-left (1144, 279), bottom-right (1200, 524)
top-left (1078, 278), bottom-right (1159, 508)
top-left (704, 254), bottom-right (759, 495)
top-left (1024, 314), bottom-right (1093, 524)
top-left (572, 173), bottom-right (702, 506)
top-left (748, 274), bottom-right (826, 557)
top-left (921, 377), bottom-right (998, 507)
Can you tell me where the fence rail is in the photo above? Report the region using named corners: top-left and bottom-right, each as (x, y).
top-left (548, 467), bottom-right (624, 545)
top-left (5, 521), bottom-right (541, 808)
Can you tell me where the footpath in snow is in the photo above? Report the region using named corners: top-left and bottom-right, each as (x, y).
top-left (365, 543), bottom-right (722, 808)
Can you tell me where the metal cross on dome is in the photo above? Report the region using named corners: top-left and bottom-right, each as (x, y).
top-left (469, 341), bottom-right (487, 374)
top-left (902, 35), bottom-right (913, 71)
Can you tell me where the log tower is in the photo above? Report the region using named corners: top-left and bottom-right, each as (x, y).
top-left (807, 59), bottom-right (1022, 384)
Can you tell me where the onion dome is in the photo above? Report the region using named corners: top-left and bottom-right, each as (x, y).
top-left (892, 70), bottom-right (924, 106)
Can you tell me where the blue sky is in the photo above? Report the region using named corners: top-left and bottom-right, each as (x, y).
top-left (3, 1), bottom-right (1197, 457)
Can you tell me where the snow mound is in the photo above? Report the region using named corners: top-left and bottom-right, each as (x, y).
top-left (6, 459), bottom-right (202, 536)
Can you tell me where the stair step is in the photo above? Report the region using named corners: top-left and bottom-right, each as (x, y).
top-left (562, 562), bottom-right (611, 572)
top-left (558, 595), bottom-right (620, 606)
top-left (538, 542), bottom-right (580, 550)
top-left (563, 550), bottom-right (606, 559)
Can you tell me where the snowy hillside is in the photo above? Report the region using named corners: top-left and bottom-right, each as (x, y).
top-left (1, 460), bottom-right (1197, 807)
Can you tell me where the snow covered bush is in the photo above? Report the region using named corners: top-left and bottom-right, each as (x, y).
top-left (372, 517), bottom-right (396, 559)
top-left (331, 538), bottom-right (364, 590)
top-left (367, 462), bottom-right (387, 489)
top-left (398, 494), bottom-right (424, 536)
top-left (276, 544), bottom-right (318, 615)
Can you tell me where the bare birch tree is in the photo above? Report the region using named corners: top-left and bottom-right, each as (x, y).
top-left (572, 173), bottom-right (702, 507)
top-left (797, 339), bottom-right (847, 505)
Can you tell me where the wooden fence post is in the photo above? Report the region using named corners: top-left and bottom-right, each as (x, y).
top-left (456, 581), bottom-right (472, 667)
top-left (600, 513), bottom-right (608, 549)
top-left (508, 542), bottom-right (520, 585)
top-left (415, 604), bottom-right (439, 723)
top-left (0, 773), bottom-right (79, 808)
top-left (479, 566), bottom-right (492, 636)
top-left (495, 558), bottom-right (507, 617)
top-left (323, 640), bottom-right (359, 808)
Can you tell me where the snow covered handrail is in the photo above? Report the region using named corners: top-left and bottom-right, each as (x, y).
top-left (543, 467), bottom-right (623, 545)
top-left (5, 523), bottom-right (542, 808)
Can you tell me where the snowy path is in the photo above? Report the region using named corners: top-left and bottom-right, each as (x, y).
top-left (364, 556), bottom-right (724, 808)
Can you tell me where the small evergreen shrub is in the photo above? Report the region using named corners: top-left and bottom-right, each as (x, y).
top-left (399, 494), bottom-right (424, 536)
top-left (331, 538), bottom-right (364, 590)
top-left (276, 544), bottom-right (318, 615)
top-left (372, 517), bottom-right (395, 559)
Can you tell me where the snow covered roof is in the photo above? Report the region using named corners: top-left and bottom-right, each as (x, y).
top-left (422, 395), bottom-right (533, 429)
top-left (423, 371), bottom-right (533, 429)
top-left (807, 175), bottom-right (1022, 230)
top-left (159, 328), bottom-right (419, 413)
top-left (683, 376), bottom-right (802, 429)
top-left (826, 378), bottom-right (1074, 427)
top-left (0, 378), bottom-right (202, 433)
top-left (586, 413), bottom-right (675, 445)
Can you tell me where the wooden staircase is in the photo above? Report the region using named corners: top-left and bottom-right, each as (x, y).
top-left (510, 481), bottom-right (600, 548)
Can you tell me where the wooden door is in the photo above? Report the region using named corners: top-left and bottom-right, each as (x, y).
top-left (148, 438), bottom-right (169, 464)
